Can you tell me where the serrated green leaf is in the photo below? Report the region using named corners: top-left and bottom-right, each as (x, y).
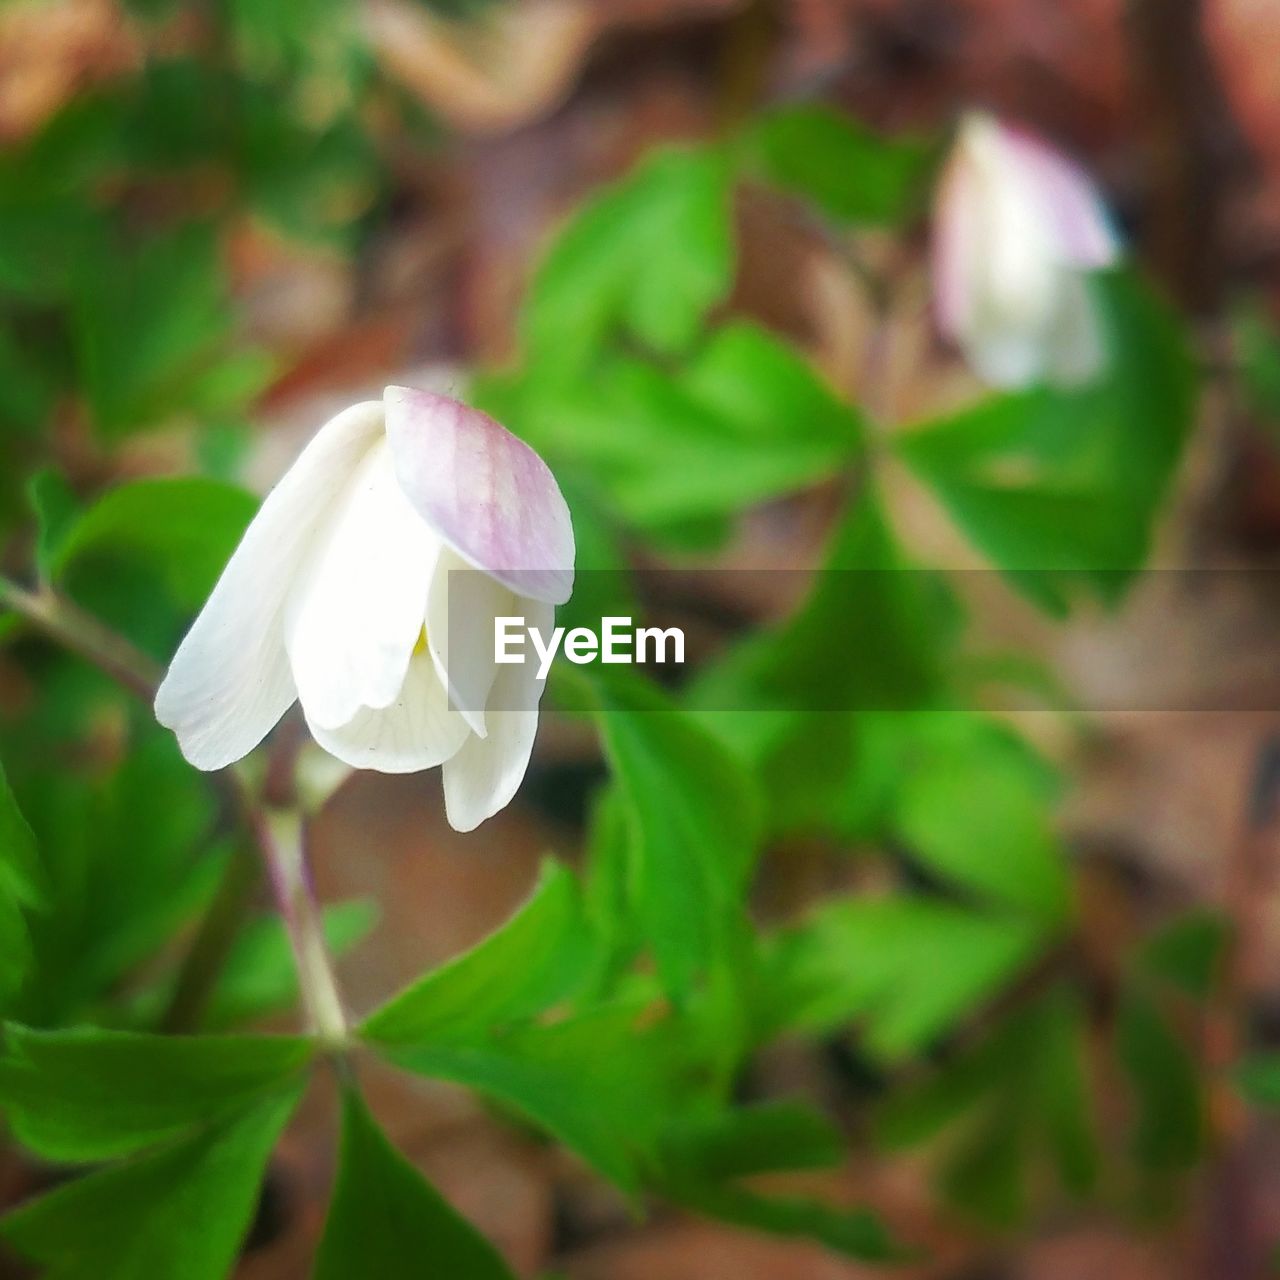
top-left (70, 221), bottom-right (242, 438)
top-left (362, 860), bottom-right (589, 1046)
top-left (896, 272), bottom-right (1195, 612)
top-left (660, 1099), bottom-right (843, 1181)
top-left (662, 1176), bottom-right (904, 1262)
top-left (1140, 910), bottom-right (1229, 1001)
top-left (0, 1024), bottom-right (313, 1162)
top-left (748, 104), bottom-right (935, 227)
top-left (590, 673), bottom-right (760, 1000)
top-left (1116, 990), bottom-right (1203, 1170)
top-left (315, 1089), bottom-right (515, 1280)
top-left (525, 146), bottom-right (732, 372)
top-left (1, 1087), bottom-right (300, 1280)
top-left (1236, 1054), bottom-right (1280, 1108)
top-left (381, 1004), bottom-right (674, 1195)
top-left (27, 469), bottom-right (79, 584)
top-left (0, 761), bottom-right (40, 1009)
top-left (891, 720), bottom-right (1071, 922)
top-left (760, 896), bottom-right (1041, 1060)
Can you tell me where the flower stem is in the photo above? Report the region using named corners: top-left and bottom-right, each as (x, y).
top-left (0, 577), bottom-right (160, 702)
top-left (0, 573), bottom-right (349, 1043)
top-left (258, 806), bottom-right (348, 1045)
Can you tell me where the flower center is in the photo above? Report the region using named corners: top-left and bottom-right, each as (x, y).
top-left (412, 625), bottom-right (429, 657)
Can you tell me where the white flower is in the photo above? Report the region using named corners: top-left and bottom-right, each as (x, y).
top-left (932, 112), bottom-right (1120, 389)
top-left (155, 386), bottom-right (575, 832)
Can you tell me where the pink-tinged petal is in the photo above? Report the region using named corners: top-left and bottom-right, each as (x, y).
top-left (155, 401), bottom-right (384, 770)
top-left (998, 122), bottom-right (1119, 269)
top-left (383, 386), bottom-right (575, 606)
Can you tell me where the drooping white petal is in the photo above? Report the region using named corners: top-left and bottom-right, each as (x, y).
top-left (155, 401), bottom-right (385, 770)
top-left (384, 386), bottom-right (575, 606)
top-left (441, 597), bottom-right (552, 833)
top-left (285, 437), bottom-right (440, 731)
top-left (423, 546), bottom-right (514, 739)
top-left (305, 650), bottom-right (469, 774)
top-left (1001, 125), bottom-right (1118, 269)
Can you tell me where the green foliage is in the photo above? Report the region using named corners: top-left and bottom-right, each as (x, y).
top-left (71, 221), bottom-right (271, 439)
top-left (587, 673), bottom-right (760, 1001)
top-left (362, 860), bottom-right (589, 1045)
top-left (1116, 990), bottom-right (1204, 1172)
top-left (525, 146), bottom-right (733, 373)
top-left (7, 722), bottom-right (228, 1027)
top-left (759, 896), bottom-right (1041, 1059)
top-left (315, 1089), bottom-right (515, 1280)
top-left (51, 477), bottom-right (258, 611)
top-left (897, 272), bottom-right (1196, 612)
top-left (0, 1024), bottom-right (313, 1163)
top-left (375, 1003), bottom-right (675, 1195)
top-left (0, 763), bottom-right (42, 1009)
top-left (128, 899), bottom-right (378, 1031)
top-left (1236, 302), bottom-right (1280, 427)
top-left (891, 718), bottom-right (1071, 922)
top-left (747, 104), bottom-right (935, 227)
top-left (876, 987), bottom-right (1098, 1226)
top-left (1, 1087), bottom-right (300, 1280)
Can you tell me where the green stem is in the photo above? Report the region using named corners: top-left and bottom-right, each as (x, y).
top-left (0, 577), bottom-right (160, 702)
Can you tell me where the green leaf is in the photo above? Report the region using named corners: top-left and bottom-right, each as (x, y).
top-left (896, 272), bottom-right (1195, 612)
top-left (11, 724), bottom-right (227, 1024)
top-left (759, 896), bottom-right (1041, 1060)
top-left (380, 1004), bottom-right (675, 1195)
top-left (1, 1087), bottom-right (299, 1280)
top-left (662, 1177), bottom-right (903, 1262)
top-left (0, 761), bottom-right (41, 910)
top-left (126, 899), bottom-right (377, 1031)
top-left (496, 325), bottom-right (861, 532)
top-left (315, 1089), bottom-right (515, 1280)
top-left (0, 761), bottom-right (41, 1008)
top-left (1140, 910), bottom-right (1229, 1001)
top-left (590, 673), bottom-right (760, 999)
top-left (362, 861), bottom-right (589, 1046)
top-left (891, 717), bottom-right (1071, 922)
top-left (1237, 301), bottom-right (1280, 426)
top-left (52, 476), bottom-right (257, 610)
top-left (0, 1024), bottom-right (313, 1162)
top-left (525, 146), bottom-right (733, 371)
top-left (1236, 1055), bottom-right (1280, 1108)
top-left (1116, 990), bottom-right (1203, 1170)
top-left (660, 1100), bottom-right (843, 1181)
top-left (748, 104), bottom-right (935, 227)
top-left (27, 469), bottom-right (79, 584)
top-left (70, 221), bottom-right (255, 438)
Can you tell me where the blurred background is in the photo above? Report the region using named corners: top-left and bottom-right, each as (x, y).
top-left (6, 0), bottom-right (1280, 1277)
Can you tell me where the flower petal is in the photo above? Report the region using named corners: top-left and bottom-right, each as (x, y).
top-left (424, 547), bottom-right (514, 739)
top-left (285, 437), bottom-right (440, 731)
top-left (305, 650), bottom-right (469, 774)
top-left (441, 597), bottom-right (552, 832)
top-left (155, 401), bottom-right (384, 770)
top-left (383, 386), bottom-right (575, 606)
top-left (1000, 123), bottom-right (1119, 268)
